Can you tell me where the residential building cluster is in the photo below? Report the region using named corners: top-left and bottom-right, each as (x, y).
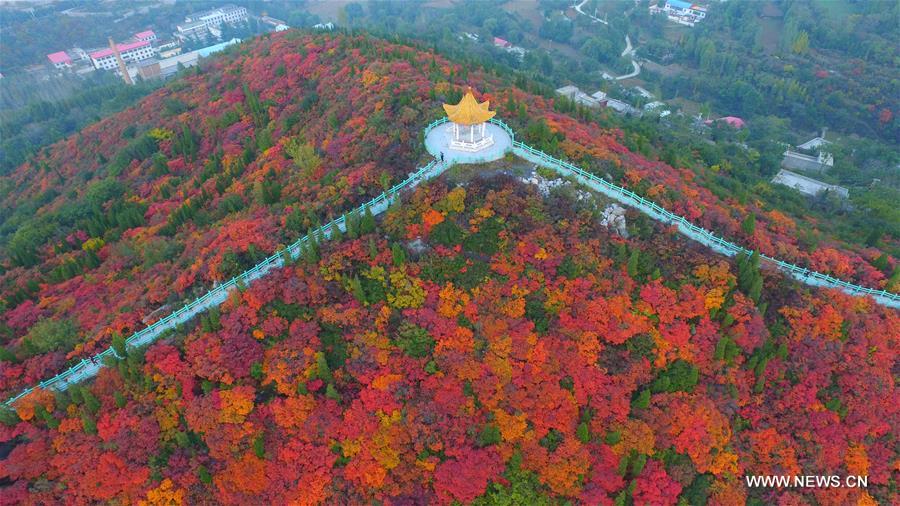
top-left (555, 81), bottom-right (846, 202)
top-left (40, 4), bottom-right (271, 84)
top-left (649, 0), bottom-right (708, 27)
top-left (133, 38), bottom-right (241, 81)
top-left (46, 30), bottom-right (159, 72)
top-left (89, 38), bottom-right (158, 70)
top-left (555, 85), bottom-right (672, 117)
top-left (771, 130), bottom-right (844, 199)
top-left (177, 4), bottom-right (249, 40)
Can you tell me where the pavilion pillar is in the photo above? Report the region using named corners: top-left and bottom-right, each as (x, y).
top-left (470, 125), bottom-right (474, 142)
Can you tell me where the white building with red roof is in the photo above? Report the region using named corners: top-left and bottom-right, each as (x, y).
top-left (90, 40), bottom-right (156, 70)
top-left (47, 51), bottom-right (73, 69)
top-left (133, 30), bottom-right (157, 43)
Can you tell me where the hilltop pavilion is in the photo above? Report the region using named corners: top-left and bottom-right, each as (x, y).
top-left (442, 89), bottom-right (496, 152)
top-left (424, 87), bottom-right (511, 164)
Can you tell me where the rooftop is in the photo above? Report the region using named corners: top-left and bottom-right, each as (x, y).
top-left (187, 4), bottom-right (244, 22)
top-left (134, 30), bottom-right (156, 39)
top-left (443, 90), bottom-right (496, 126)
top-left (705, 116), bottom-right (745, 128)
top-left (771, 169), bottom-right (848, 198)
top-left (90, 40), bottom-right (151, 59)
top-left (797, 136), bottom-right (831, 151)
top-left (47, 51), bottom-right (71, 64)
top-left (178, 20), bottom-right (207, 30)
top-left (668, 0), bottom-right (693, 9)
top-left (196, 38), bottom-right (241, 58)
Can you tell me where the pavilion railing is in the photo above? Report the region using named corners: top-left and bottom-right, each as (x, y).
top-left (5, 117), bottom-right (898, 407)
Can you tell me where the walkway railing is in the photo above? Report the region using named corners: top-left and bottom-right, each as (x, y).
top-left (5, 117), bottom-right (897, 407)
top-left (508, 141), bottom-right (900, 309)
top-left (3, 152), bottom-right (450, 407)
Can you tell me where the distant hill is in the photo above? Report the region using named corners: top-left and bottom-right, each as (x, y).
top-left (0, 31), bottom-right (896, 504)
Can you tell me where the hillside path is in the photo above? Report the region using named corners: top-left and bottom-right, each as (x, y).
top-left (5, 118), bottom-right (898, 408)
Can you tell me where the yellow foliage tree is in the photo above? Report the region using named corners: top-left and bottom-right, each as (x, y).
top-left (218, 387), bottom-right (255, 424)
top-left (494, 409), bottom-right (528, 442)
top-left (437, 283), bottom-right (470, 318)
top-left (436, 187), bottom-right (466, 214)
top-left (845, 443), bottom-right (869, 477)
top-left (612, 419), bottom-right (656, 457)
top-left (139, 478), bottom-right (185, 506)
top-left (387, 269), bottom-right (425, 309)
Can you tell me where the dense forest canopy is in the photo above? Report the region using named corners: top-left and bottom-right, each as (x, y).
top-left (659, 0), bottom-right (899, 143)
top-left (1, 133), bottom-right (896, 503)
top-left (3, 0), bottom-right (896, 252)
top-left (0, 21), bottom-right (896, 506)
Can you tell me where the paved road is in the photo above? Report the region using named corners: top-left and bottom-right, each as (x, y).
top-left (570, 3), bottom-right (641, 80)
top-left (573, 0), bottom-right (609, 25)
top-left (615, 34), bottom-right (641, 80)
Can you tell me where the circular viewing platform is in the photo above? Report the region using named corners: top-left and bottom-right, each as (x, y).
top-left (425, 121), bottom-right (512, 165)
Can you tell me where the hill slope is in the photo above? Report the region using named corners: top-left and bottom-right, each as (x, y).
top-left (2, 163), bottom-right (897, 504)
top-left (0, 31), bottom-right (897, 504)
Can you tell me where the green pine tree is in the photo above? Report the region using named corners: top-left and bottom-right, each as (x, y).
top-left (81, 413), bottom-right (97, 435)
top-left (576, 421), bottom-right (590, 443)
top-left (391, 243), bottom-right (406, 266)
top-left (360, 206), bottom-right (376, 234)
top-left (315, 351), bottom-right (332, 382)
top-left (350, 276), bottom-right (367, 304)
top-left (741, 213), bottom-right (756, 236)
top-left (111, 333), bottom-right (127, 359)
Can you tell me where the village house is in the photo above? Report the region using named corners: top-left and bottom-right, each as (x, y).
top-left (555, 85), bottom-right (601, 108)
top-left (46, 51), bottom-right (73, 69)
top-left (705, 116), bottom-right (746, 129)
top-left (782, 130), bottom-right (834, 173)
top-left (650, 0), bottom-right (708, 27)
top-left (771, 169), bottom-right (848, 199)
top-left (493, 37), bottom-right (512, 48)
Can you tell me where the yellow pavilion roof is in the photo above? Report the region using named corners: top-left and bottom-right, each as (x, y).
top-left (442, 89), bottom-right (496, 125)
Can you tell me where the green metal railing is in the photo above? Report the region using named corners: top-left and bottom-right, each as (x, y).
top-left (508, 139), bottom-right (900, 309)
top-left (5, 116), bottom-right (896, 407)
top-left (2, 129), bottom-right (449, 407)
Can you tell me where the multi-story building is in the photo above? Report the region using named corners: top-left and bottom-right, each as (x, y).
top-left (133, 30), bottom-right (158, 43)
top-left (89, 40), bottom-right (156, 70)
top-left (176, 20), bottom-right (208, 39)
top-left (177, 4), bottom-right (248, 38)
top-left (47, 51), bottom-right (73, 69)
top-left (132, 38), bottom-right (241, 81)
